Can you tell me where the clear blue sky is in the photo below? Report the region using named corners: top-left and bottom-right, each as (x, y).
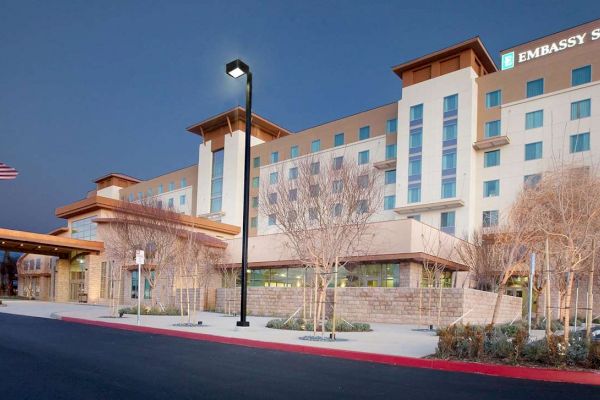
top-left (1, 0), bottom-right (599, 232)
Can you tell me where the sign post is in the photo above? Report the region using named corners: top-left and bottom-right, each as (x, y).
top-left (135, 249), bottom-right (145, 326)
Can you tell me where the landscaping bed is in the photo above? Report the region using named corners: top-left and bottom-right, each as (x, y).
top-left (118, 306), bottom-right (185, 316)
top-left (266, 318), bottom-right (371, 332)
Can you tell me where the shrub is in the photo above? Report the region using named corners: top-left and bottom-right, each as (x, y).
top-left (266, 318), bottom-right (369, 332)
top-left (119, 306), bottom-right (184, 316)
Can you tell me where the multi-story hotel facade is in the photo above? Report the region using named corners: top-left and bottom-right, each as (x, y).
top-left (14, 19), bottom-right (600, 324)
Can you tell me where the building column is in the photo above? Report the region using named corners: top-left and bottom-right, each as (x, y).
top-left (55, 258), bottom-right (70, 302)
top-left (399, 262), bottom-right (423, 288)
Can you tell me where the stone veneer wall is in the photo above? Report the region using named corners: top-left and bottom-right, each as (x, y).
top-left (216, 287), bottom-right (523, 326)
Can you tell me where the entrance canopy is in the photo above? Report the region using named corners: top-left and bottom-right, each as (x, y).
top-left (0, 228), bottom-right (103, 259)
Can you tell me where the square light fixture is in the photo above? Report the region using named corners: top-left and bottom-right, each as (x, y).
top-left (226, 59), bottom-right (249, 78)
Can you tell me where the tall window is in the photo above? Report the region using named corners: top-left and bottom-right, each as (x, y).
top-left (252, 177), bottom-right (260, 188)
top-left (131, 270), bottom-right (139, 299)
top-left (290, 145), bottom-right (299, 158)
top-left (253, 156), bottom-right (260, 168)
top-left (252, 196), bottom-right (258, 208)
top-left (409, 128), bottom-right (422, 150)
top-left (71, 216), bottom-right (98, 240)
top-left (408, 158), bottom-right (421, 177)
top-left (482, 210), bottom-right (499, 228)
top-left (333, 156), bottom-right (343, 170)
top-left (359, 126), bottom-right (370, 140)
top-left (128, 193), bottom-right (134, 202)
top-left (289, 167), bottom-right (298, 180)
top-left (386, 144), bottom-right (397, 160)
top-left (484, 180), bottom-right (500, 197)
top-left (443, 121), bottom-right (457, 141)
top-left (181, 177), bottom-right (187, 188)
top-left (441, 178), bottom-right (456, 199)
top-left (311, 140), bottom-right (321, 153)
top-left (310, 161), bottom-right (320, 175)
top-left (571, 99), bottom-right (591, 120)
top-left (386, 119), bottom-right (397, 134)
top-left (210, 149), bottom-right (224, 213)
top-left (440, 211), bottom-right (455, 235)
top-left (334, 133), bottom-right (344, 147)
top-left (158, 184), bottom-right (163, 194)
top-left (384, 195), bottom-right (396, 210)
top-left (570, 133), bottom-right (590, 153)
top-left (358, 150), bottom-right (369, 165)
top-left (270, 151), bottom-right (279, 163)
top-left (385, 170), bottom-right (396, 185)
top-left (410, 104), bottom-right (423, 122)
top-left (443, 94), bottom-right (458, 113)
top-left (408, 186), bottom-right (421, 203)
top-left (269, 172), bottom-right (278, 184)
top-left (525, 142), bottom-right (543, 160)
top-left (526, 78), bottom-right (544, 97)
top-left (484, 150), bottom-right (500, 167)
top-left (442, 151), bottom-right (456, 172)
top-left (525, 110), bottom-right (543, 129)
top-left (572, 65), bottom-right (591, 86)
top-left (168, 198), bottom-right (174, 208)
top-left (147, 188), bottom-right (153, 197)
top-left (486, 90), bottom-right (501, 108)
top-left (268, 214), bottom-right (276, 226)
top-left (179, 195), bottom-right (186, 205)
top-left (169, 182), bottom-right (174, 191)
top-left (485, 120), bottom-right (501, 138)
top-left (268, 193), bottom-right (277, 205)
top-left (250, 217), bottom-right (258, 228)
top-left (524, 174), bottom-right (542, 188)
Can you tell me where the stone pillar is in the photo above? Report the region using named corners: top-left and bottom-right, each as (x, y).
top-left (399, 262), bottom-right (423, 287)
top-left (86, 254), bottom-right (102, 304)
top-left (55, 259), bottom-right (70, 302)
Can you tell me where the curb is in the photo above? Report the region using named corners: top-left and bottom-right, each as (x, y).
top-left (58, 316), bottom-right (600, 386)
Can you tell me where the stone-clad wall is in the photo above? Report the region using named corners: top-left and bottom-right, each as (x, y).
top-left (216, 287), bottom-right (523, 325)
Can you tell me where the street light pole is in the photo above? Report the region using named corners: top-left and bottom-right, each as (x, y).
top-left (226, 59), bottom-right (251, 327)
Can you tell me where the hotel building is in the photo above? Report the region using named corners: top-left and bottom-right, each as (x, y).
top-left (13, 19), bottom-right (600, 324)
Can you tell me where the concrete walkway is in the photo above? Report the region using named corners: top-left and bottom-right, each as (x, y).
top-left (0, 300), bottom-right (438, 358)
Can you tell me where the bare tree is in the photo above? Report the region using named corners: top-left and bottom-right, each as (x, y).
top-left (259, 155), bottom-right (381, 334)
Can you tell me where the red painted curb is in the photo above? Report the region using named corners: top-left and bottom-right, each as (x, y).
top-left (59, 316), bottom-right (600, 386)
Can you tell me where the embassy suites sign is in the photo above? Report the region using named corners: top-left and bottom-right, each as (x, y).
top-left (501, 27), bottom-right (600, 70)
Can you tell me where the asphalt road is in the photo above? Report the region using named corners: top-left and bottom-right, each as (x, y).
top-left (0, 313), bottom-right (599, 400)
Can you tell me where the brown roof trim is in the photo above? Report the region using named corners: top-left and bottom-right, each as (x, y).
top-left (186, 106), bottom-right (292, 138)
top-left (0, 227), bottom-right (104, 255)
top-left (94, 173), bottom-right (141, 184)
top-left (228, 252), bottom-right (467, 271)
top-left (55, 195), bottom-right (240, 236)
top-left (48, 226), bottom-right (68, 236)
top-left (392, 37), bottom-right (497, 78)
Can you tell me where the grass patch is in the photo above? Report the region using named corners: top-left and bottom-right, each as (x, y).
top-left (266, 318), bottom-right (371, 332)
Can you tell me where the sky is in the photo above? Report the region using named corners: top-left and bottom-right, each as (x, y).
top-left (1, 0), bottom-right (599, 233)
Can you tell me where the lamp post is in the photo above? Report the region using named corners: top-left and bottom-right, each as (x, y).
top-left (226, 58), bottom-right (251, 327)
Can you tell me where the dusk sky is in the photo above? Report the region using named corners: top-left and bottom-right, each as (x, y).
top-left (1, 0), bottom-right (599, 233)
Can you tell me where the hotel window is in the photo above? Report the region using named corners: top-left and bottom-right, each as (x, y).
top-left (485, 120), bottom-right (501, 138)
top-left (138, 191), bottom-right (143, 200)
top-left (484, 150), bottom-right (500, 167)
top-left (334, 133), bottom-right (344, 147)
top-left (333, 203), bottom-right (342, 217)
top-left (386, 118), bottom-right (397, 134)
top-left (410, 104), bottom-right (423, 122)
top-left (181, 177), bottom-right (187, 188)
top-left (385, 170), bottom-right (396, 185)
top-left (128, 193), bottom-right (134, 202)
top-left (288, 189), bottom-right (297, 201)
top-left (572, 65), bottom-right (591, 86)
top-left (268, 193), bottom-right (277, 205)
top-left (484, 180), bottom-right (500, 197)
top-left (290, 145), bottom-right (299, 159)
top-left (357, 200), bottom-right (368, 214)
top-left (333, 156), bottom-right (343, 170)
top-left (443, 121), bottom-right (457, 141)
top-left (524, 174), bottom-right (542, 188)
top-left (359, 126), bottom-right (370, 140)
top-left (311, 140), bottom-right (321, 153)
top-left (570, 132), bottom-right (590, 153)
top-left (252, 196), bottom-right (258, 208)
top-left (131, 270), bottom-right (139, 299)
top-left (269, 172), bottom-right (278, 185)
top-left (168, 198), bottom-right (174, 208)
top-left (309, 208), bottom-right (318, 220)
top-left (409, 128), bottom-right (422, 150)
top-left (169, 182), bottom-right (174, 191)
top-left (210, 149), bottom-right (224, 213)
top-left (158, 184), bottom-right (163, 194)
top-left (525, 142), bottom-right (543, 160)
top-left (486, 90), bottom-right (501, 108)
top-left (179, 195), bottom-right (186, 205)
top-left (252, 177), bottom-right (260, 188)
top-left (71, 216), bottom-right (98, 240)
top-left (443, 94), bottom-right (458, 113)
top-left (482, 210), bottom-right (499, 228)
top-left (440, 211), bottom-right (455, 235)
top-left (441, 178), bottom-right (456, 199)
top-left (310, 161), bottom-right (320, 175)
top-left (384, 195), bottom-right (396, 210)
top-left (271, 151), bottom-right (279, 163)
top-left (386, 143), bottom-right (397, 160)
top-left (571, 99), bottom-right (591, 120)
top-left (289, 167), bottom-right (298, 180)
top-left (408, 186), bottom-right (421, 203)
top-left (358, 150), bottom-right (369, 165)
top-left (268, 214), bottom-right (276, 226)
top-left (157, 200), bottom-right (163, 209)
top-left (309, 184), bottom-right (320, 197)
top-left (442, 151), bottom-right (456, 172)
top-left (147, 188), bottom-right (153, 197)
top-left (525, 110), bottom-right (543, 129)
top-left (357, 175), bottom-right (369, 189)
top-left (253, 156), bottom-right (260, 168)
top-left (408, 158), bottom-right (421, 177)
top-left (250, 217), bottom-right (257, 228)
top-left (332, 180), bottom-right (343, 193)
top-left (526, 78), bottom-right (544, 98)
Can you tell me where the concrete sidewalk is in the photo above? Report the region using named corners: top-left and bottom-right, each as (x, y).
top-left (0, 300), bottom-right (439, 358)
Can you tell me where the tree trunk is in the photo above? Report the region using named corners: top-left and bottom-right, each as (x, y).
top-left (563, 269), bottom-right (575, 343)
top-left (491, 282), bottom-right (507, 326)
top-left (545, 237), bottom-right (552, 338)
top-left (586, 247), bottom-right (595, 342)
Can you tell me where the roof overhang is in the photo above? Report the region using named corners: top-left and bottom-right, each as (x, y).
top-left (0, 228), bottom-right (104, 259)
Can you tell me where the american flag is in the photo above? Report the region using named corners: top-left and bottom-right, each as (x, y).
top-left (0, 163), bottom-right (18, 180)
